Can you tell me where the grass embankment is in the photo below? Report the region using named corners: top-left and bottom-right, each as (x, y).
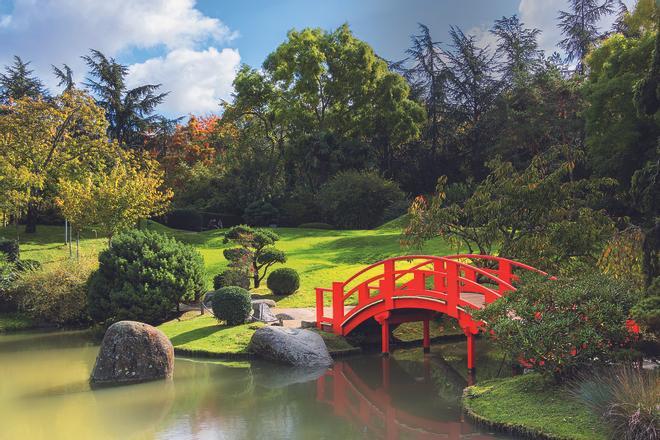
top-left (0, 312), bottom-right (34, 332)
top-left (463, 373), bottom-right (608, 440)
top-left (158, 312), bottom-right (357, 358)
top-left (1, 220), bottom-right (455, 308)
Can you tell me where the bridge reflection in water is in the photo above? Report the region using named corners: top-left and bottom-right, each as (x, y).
top-left (316, 354), bottom-right (500, 440)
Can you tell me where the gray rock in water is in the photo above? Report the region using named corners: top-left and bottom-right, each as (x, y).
top-left (249, 326), bottom-right (333, 368)
top-left (90, 321), bottom-right (174, 388)
top-left (251, 298), bottom-right (276, 307)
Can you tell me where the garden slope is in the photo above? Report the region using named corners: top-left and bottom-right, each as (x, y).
top-left (1, 222), bottom-right (455, 307)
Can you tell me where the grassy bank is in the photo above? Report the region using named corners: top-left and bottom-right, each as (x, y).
top-left (158, 312), bottom-right (358, 358)
top-left (1, 221), bottom-right (455, 307)
top-left (462, 373), bottom-right (607, 440)
top-left (0, 312), bottom-right (35, 332)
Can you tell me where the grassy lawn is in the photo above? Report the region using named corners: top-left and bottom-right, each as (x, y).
top-left (463, 373), bottom-right (608, 440)
top-left (0, 312), bottom-right (35, 332)
top-left (158, 312), bottom-right (357, 356)
top-left (1, 220), bottom-right (456, 308)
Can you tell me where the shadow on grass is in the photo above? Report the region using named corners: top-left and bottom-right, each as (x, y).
top-left (169, 325), bottom-right (224, 346)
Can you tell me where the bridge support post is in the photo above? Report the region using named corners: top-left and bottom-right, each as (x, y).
top-left (381, 319), bottom-right (390, 355)
top-left (423, 320), bottom-right (430, 353)
top-left (466, 332), bottom-right (476, 379)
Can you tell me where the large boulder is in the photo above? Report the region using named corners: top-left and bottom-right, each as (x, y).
top-left (90, 321), bottom-right (174, 388)
top-left (249, 326), bottom-right (333, 368)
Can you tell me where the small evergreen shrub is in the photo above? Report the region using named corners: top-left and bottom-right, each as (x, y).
top-left (0, 238), bottom-right (19, 262)
top-left (243, 201), bottom-right (279, 226)
top-left (88, 229), bottom-right (205, 325)
top-left (166, 208), bottom-right (203, 231)
top-left (298, 222), bottom-right (334, 229)
top-left (267, 268), bottom-right (300, 295)
top-left (13, 259), bottom-right (94, 326)
top-left (211, 286), bottom-right (252, 325)
top-left (213, 268), bottom-right (250, 290)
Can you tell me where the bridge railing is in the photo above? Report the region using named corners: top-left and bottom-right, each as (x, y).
top-left (316, 255), bottom-right (521, 334)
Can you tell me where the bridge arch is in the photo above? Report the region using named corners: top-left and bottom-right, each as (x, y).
top-left (315, 254), bottom-right (549, 372)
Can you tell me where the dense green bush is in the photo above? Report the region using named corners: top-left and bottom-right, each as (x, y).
top-left (267, 268), bottom-right (300, 295)
top-left (0, 238), bottom-right (19, 262)
top-left (570, 367), bottom-right (658, 440)
top-left (88, 229), bottom-right (206, 325)
top-left (474, 272), bottom-right (639, 381)
top-left (211, 286), bottom-right (252, 325)
top-left (13, 259), bottom-right (94, 326)
top-left (318, 170), bottom-right (406, 229)
top-left (243, 201), bottom-right (279, 226)
top-left (166, 208), bottom-right (203, 231)
top-left (298, 222), bottom-right (334, 229)
top-left (213, 268), bottom-right (250, 290)
top-left (631, 277), bottom-right (660, 335)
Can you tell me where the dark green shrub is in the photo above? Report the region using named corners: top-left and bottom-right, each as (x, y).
top-left (166, 208), bottom-right (203, 231)
top-left (211, 286), bottom-right (252, 325)
top-left (570, 367), bottom-right (658, 440)
top-left (0, 255), bottom-right (18, 312)
top-left (13, 259), bottom-right (93, 326)
top-left (318, 170), bottom-right (405, 229)
top-left (298, 222), bottom-right (334, 229)
top-left (0, 238), bottom-right (19, 262)
top-left (474, 272), bottom-right (639, 381)
top-left (267, 268), bottom-right (300, 295)
top-left (213, 268), bottom-right (250, 290)
top-left (243, 201), bottom-right (279, 226)
top-left (88, 229), bottom-right (206, 325)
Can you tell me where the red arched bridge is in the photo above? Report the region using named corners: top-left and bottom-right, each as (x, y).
top-left (315, 255), bottom-right (549, 372)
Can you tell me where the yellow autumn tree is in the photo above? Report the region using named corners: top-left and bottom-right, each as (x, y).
top-left (56, 151), bottom-right (172, 242)
top-left (0, 90), bottom-right (113, 232)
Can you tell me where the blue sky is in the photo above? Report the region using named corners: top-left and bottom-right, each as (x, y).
top-left (0, 0), bottom-right (629, 117)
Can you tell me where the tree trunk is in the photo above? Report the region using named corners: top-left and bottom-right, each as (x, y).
top-left (24, 201), bottom-right (38, 234)
top-left (253, 261), bottom-right (260, 288)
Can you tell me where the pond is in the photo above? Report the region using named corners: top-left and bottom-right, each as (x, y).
top-left (0, 330), bottom-right (515, 439)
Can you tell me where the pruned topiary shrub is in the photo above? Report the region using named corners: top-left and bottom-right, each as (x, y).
top-left (213, 268), bottom-right (250, 290)
top-left (88, 229), bottom-right (206, 325)
top-left (211, 286), bottom-right (252, 325)
top-left (267, 268), bottom-right (300, 295)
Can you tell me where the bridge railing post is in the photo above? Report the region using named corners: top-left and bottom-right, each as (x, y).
top-left (332, 282), bottom-right (344, 335)
top-left (446, 261), bottom-right (459, 316)
top-left (380, 260), bottom-right (395, 309)
top-left (498, 260), bottom-right (512, 295)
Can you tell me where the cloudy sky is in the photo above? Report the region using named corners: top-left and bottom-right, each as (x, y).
top-left (0, 0), bottom-right (632, 118)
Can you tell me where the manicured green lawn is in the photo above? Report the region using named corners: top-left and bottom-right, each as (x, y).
top-left (158, 313), bottom-right (263, 356)
top-left (158, 312), bottom-right (357, 356)
top-left (1, 220), bottom-right (456, 307)
top-left (463, 373), bottom-right (608, 440)
top-left (0, 312), bottom-right (34, 332)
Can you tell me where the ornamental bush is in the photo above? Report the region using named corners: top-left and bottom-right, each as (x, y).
top-left (267, 268), bottom-right (300, 295)
top-left (211, 286), bottom-right (252, 325)
top-left (474, 271), bottom-right (639, 382)
top-left (318, 170), bottom-right (405, 229)
top-left (213, 268), bottom-right (250, 290)
top-left (88, 229), bottom-right (205, 325)
top-left (13, 258), bottom-right (94, 326)
top-left (0, 238), bottom-right (19, 262)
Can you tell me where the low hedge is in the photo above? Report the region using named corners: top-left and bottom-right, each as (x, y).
top-left (298, 222), bottom-right (334, 230)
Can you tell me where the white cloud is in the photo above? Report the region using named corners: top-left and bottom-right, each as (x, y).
top-left (128, 47), bottom-right (241, 117)
top-left (0, 0), bottom-right (240, 115)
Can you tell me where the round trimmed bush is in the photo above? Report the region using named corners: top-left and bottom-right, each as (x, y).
top-left (267, 268), bottom-right (300, 295)
top-left (88, 229), bottom-right (205, 325)
top-left (211, 286), bottom-right (252, 325)
top-left (213, 269), bottom-right (250, 290)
